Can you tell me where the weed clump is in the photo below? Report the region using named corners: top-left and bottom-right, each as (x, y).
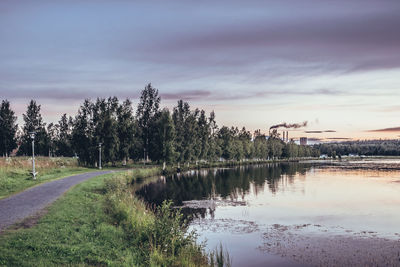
top-left (104, 174), bottom-right (208, 266)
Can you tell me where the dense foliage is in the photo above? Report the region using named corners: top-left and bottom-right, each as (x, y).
top-left (17, 100), bottom-right (49, 156)
top-left (2, 83), bottom-right (318, 165)
top-left (315, 140), bottom-right (400, 157)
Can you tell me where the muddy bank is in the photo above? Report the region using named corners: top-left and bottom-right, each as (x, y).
top-left (311, 158), bottom-right (400, 171)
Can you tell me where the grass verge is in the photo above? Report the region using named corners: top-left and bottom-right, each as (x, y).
top-left (0, 157), bottom-right (92, 199)
top-left (0, 168), bottom-right (209, 266)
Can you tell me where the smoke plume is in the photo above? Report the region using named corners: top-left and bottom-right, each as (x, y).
top-left (269, 121), bottom-right (308, 130)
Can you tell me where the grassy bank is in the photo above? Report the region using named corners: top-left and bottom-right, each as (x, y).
top-left (0, 168), bottom-right (210, 266)
top-left (0, 157), bottom-right (91, 199)
top-left (0, 156), bottom-right (283, 200)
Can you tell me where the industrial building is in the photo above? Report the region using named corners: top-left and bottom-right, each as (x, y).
top-left (300, 137), bottom-right (307, 145)
top-left (282, 131), bottom-right (289, 143)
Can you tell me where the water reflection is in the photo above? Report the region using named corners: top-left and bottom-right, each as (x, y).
top-left (136, 163), bottom-right (313, 207)
top-left (135, 162), bottom-right (400, 233)
top-left (135, 161), bottom-right (400, 266)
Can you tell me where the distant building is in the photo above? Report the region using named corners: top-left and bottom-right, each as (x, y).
top-left (300, 137), bottom-right (307, 145)
top-left (282, 131), bottom-right (289, 143)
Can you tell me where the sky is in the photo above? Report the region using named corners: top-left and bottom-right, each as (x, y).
top-left (1, 0), bottom-right (400, 142)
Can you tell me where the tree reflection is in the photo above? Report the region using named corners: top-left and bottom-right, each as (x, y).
top-left (136, 163), bottom-right (313, 213)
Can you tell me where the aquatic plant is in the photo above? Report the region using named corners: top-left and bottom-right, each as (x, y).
top-left (210, 243), bottom-right (232, 267)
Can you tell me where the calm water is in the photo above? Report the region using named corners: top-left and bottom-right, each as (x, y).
top-left (136, 160), bottom-right (400, 266)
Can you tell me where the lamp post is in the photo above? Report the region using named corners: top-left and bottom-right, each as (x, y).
top-left (98, 143), bottom-right (102, 170)
top-left (29, 132), bottom-right (37, 179)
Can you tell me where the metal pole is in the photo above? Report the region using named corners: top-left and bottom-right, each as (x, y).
top-left (32, 138), bottom-right (36, 179)
top-left (30, 132), bottom-right (37, 180)
top-left (99, 144), bottom-right (101, 170)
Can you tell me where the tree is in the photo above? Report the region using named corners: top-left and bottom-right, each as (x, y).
top-left (207, 111), bottom-right (220, 160)
top-left (18, 100), bottom-right (49, 156)
top-left (172, 100), bottom-right (199, 164)
top-left (136, 83), bottom-right (160, 161)
top-left (187, 108), bottom-right (201, 162)
top-left (0, 100), bottom-right (18, 157)
top-left (117, 99), bottom-right (135, 164)
top-left (173, 100), bottom-right (189, 163)
top-left (198, 110), bottom-right (210, 160)
top-left (72, 99), bottom-right (95, 165)
top-left (253, 130), bottom-right (268, 159)
top-left (239, 127), bottom-right (252, 159)
top-left (233, 138), bottom-right (244, 160)
top-left (56, 113), bottom-right (74, 157)
top-left (284, 141), bottom-right (298, 158)
top-left (47, 123), bottom-right (58, 157)
top-left (218, 126), bottom-right (235, 160)
top-left (92, 97), bottom-right (120, 165)
top-left (149, 108), bottom-right (176, 166)
top-left (268, 130), bottom-right (284, 159)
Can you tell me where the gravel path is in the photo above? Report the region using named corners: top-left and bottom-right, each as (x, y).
top-left (0, 170), bottom-right (112, 231)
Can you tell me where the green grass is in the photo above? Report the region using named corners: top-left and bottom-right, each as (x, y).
top-left (0, 168), bottom-right (209, 267)
top-left (0, 157), bottom-right (93, 199)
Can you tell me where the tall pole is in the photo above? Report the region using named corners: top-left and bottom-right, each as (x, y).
top-left (29, 132), bottom-right (37, 180)
top-left (98, 143), bottom-right (102, 170)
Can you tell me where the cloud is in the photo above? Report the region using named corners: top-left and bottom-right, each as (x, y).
top-left (305, 131), bottom-right (324, 133)
top-left (367, 127), bottom-right (400, 132)
top-left (307, 137), bottom-right (323, 142)
top-left (0, 87), bottom-right (140, 100)
top-left (137, 3), bottom-right (400, 73)
top-left (0, 85), bottom-right (346, 102)
top-left (2, 0), bottom-right (400, 105)
top-left (376, 105), bottom-right (400, 112)
top-left (305, 130), bottom-right (336, 133)
top-left (1, 0), bottom-right (400, 133)
top-left (160, 90), bottom-right (211, 100)
top-left (208, 88), bottom-right (343, 101)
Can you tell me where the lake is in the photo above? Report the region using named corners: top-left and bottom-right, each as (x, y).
top-left (136, 160), bottom-right (400, 266)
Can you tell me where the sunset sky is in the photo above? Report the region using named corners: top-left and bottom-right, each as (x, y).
top-left (1, 0), bottom-right (400, 141)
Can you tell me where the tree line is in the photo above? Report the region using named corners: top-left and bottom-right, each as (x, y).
top-left (0, 84), bottom-right (318, 166)
top-left (315, 140), bottom-right (400, 157)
